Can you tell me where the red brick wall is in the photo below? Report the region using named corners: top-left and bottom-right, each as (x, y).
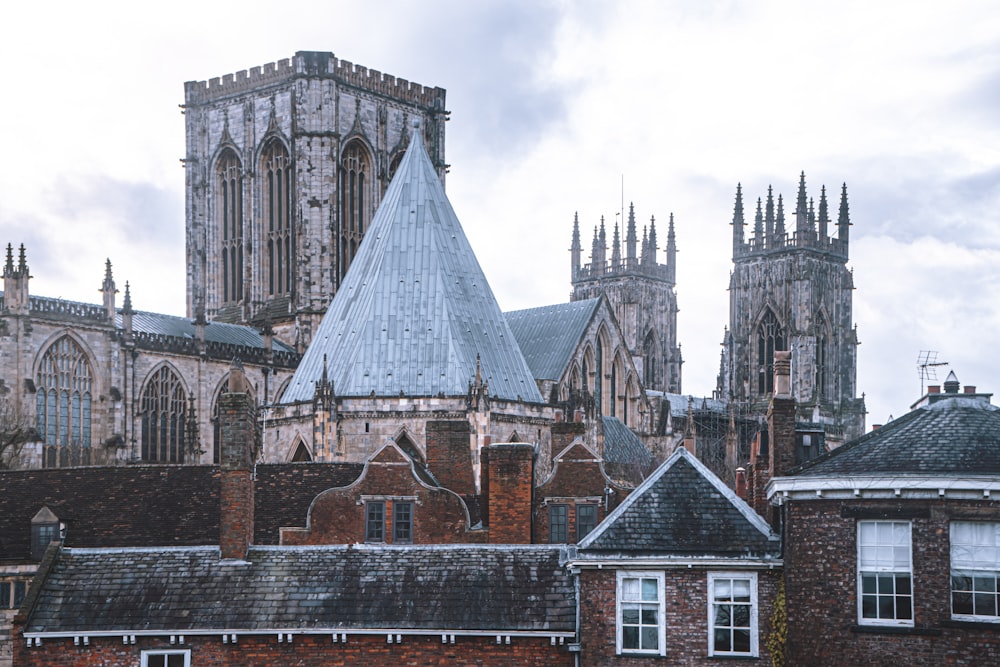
top-left (533, 444), bottom-right (625, 544)
top-left (551, 423), bottom-right (585, 460)
top-left (484, 444), bottom-right (533, 544)
top-left (783, 498), bottom-right (1000, 665)
top-left (578, 567), bottom-right (779, 666)
top-left (281, 445), bottom-right (483, 545)
top-left (13, 632), bottom-right (574, 667)
top-left (425, 421), bottom-right (474, 496)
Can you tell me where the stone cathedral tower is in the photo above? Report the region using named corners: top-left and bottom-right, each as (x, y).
top-left (570, 203), bottom-right (683, 394)
top-left (719, 173), bottom-right (866, 448)
top-left (183, 51), bottom-right (448, 351)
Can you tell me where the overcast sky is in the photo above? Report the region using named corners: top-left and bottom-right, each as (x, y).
top-left (1, 0), bottom-right (998, 428)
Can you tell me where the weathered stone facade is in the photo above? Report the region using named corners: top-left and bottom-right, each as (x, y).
top-left (571, 204), bottom-right (683, 395)
top-left (183, 51), bottom-right (448, 350)
top-left (720, 175), bottom-right (866, 448)
top-left (0, 250), bottom-right (296, 469)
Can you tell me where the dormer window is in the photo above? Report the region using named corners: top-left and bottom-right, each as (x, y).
top-left (31, 506), bottom-right (62, 560)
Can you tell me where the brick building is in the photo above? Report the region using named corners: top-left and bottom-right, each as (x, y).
top-left (767, 372), bottom-right (1000, 665)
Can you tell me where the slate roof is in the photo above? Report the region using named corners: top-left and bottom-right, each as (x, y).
top-left (788, 397), bottom-right (1000, 477)
top-left (282, 124), bottom-right (541, 404)
top-left (504, 299), bottom-right (601, 381)
top-left (23, 545), bottom-right (575, 635)
top-left (0, 464), bottom-right (363, 561)
top-left (119, 310), bottom-right (297, 353)
top-left (578, 448), bottom-right (778, 559)
top-left (602, 416), bottom-right (653, 468)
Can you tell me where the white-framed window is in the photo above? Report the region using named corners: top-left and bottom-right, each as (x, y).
top-left (708, 572), bottom-right (758, 656)
top-left (141, 650), bottom-right (190, 667)
top-left (951, 521), bottom-right (1000, 621)
top-left (616, 571), bottom-right (665, 656)
top-left (858, 520), bottom-right (913, 625)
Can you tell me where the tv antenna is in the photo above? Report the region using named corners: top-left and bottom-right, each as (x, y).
top-left (916, 350), bottom-right (948, 395)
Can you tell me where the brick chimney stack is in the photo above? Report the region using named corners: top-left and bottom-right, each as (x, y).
top-left (218, 362), bottom-right (258, 560)
top-left (765, 351), bottom-right (796, 526)
top-left (483, 443), bottom-right (534, 544)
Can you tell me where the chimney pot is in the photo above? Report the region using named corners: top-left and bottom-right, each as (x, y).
top-left (928, 385), bottom-right (940, 394)
top-left (964, 386), bottom-right (976, 394)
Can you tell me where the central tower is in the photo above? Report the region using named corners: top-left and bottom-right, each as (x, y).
top-left (183, 51), bottom-right (448, 350)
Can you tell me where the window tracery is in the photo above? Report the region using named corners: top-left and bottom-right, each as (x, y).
top-left (35, 336), bottom-right (92, 449)
top-left (338, 140), bottom-right (372, 282)
top-left (140, 366), bottom-right (187, 463)
top-left (217, 149), bottom-right (243, 304)
top-left (261, 139), bottom-right (293, 296)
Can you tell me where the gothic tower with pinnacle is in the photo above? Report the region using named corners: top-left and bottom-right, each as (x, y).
top-left (719, 173), bottom-right (866, 448)
top-left (183, 51), bottom-right (448, 351)
top-left (570, 203), bottom-right (683, 395)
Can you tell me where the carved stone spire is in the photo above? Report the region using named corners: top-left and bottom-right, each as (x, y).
top-left (775, 194), bottom-right (786, 244)
top-left (765, 186), bottom-right (775, 247)
top-left (754, 198), bottom-right (764, 246)
top-left (100, 259), bottom-right (117, 320)
top-left (626, 202), bottom-right (638, 265)
top-left (122, 282), bottom-right (134, 338)
top-left (570, 212), bottom-right (582, 280)
top-left (3, 244), bottom-right (13, 278)
top-left (666, 213), bottom-right (677, 284)
top-left (838, 182), bottom-right (851, 249)
top-left (590, 225), bottom-right (600, 277)
top-left (732, 183), bottom-right (745, 253)
top-left (817, 185), bottom-right (830, 241)
top-left (611, 221), bottom-right (621, 270)
top-left (795, 171), bottom-right (809, 238)
top-left (647, 216), bottom-right (658, 267)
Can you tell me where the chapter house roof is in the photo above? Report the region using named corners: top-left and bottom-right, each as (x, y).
top-left (282, 123), bottom-right (541, 403)
top-left (504, 298), bottom-right (601, 381)
top-left (577, 447), bottom-right (779, 560)
top-left (22, 545), bottom-right (575, 636)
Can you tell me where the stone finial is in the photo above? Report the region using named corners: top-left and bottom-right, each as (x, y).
top-left (773, 350), bottom-right (791, 398)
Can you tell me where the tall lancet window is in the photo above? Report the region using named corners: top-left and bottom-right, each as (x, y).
top-left (755, 309), bottom-right (786, 396)
top-left (140, 366), bottom-right (187, 463)
top-left (217, 149), bottom-right (243, 304)
top-left (815, 312), bottom-right (829, 399)
top-left (261, 139), bottom-right (293, 296)
top-left (36, 336), bottom-right (92, 448)
top-left (595, 338), bottom-right (604, 414)
top-left (338, 140), bottom-right (372, 282)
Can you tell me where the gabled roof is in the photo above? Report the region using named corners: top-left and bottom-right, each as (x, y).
top-left (602, 416), bottom-right (653, 468)
top-left (577, 448), bottom-right (778, 559)
top-left (504, 298), bottom-right (601, 381)
top-left (282, 124), bottom-right (541, 403)
top-left (787, 397), bottom-right (1000, 477)
top-left (23, 545), bottom-right (575, 635)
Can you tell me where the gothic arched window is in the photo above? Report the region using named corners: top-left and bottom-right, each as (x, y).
top-left (140, 366), bottom-right (187, 463)
top-left (261, 139), bottom-right (293, 296)
top-left (595, 338), bottom-right (604, 414)
top-left (338, 140), bottom-right (372, 282)
top-left (643, 330), bottom-right (658, 389)
top-left (756, 309), bottom-right (786, 396)
top-left (816, 312), bottom-right (829, 399)
top-left (36, 336), bottom-right (92, 448)
top-left (217, 149), bottom-right (243, 304)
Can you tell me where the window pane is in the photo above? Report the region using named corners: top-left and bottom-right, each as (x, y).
top-left (622, 607), bottom-right (640, 624)
top-left (733, 628), bottom-right (752, 653)
top-left (714, 628), bottom-right (730, 652)
top-left (366, 502), bottom-right (384, 542)
top-left (734, 604), bottom-right (751, 626)
top-left (640, 626), bottom-right (658, 650)
top-left (0, 582), bottom-right (9, 609)
top-left (549, 505), bottom-right (568, 543)
top-left (622, 625), bottom-right (639, 649)
top-left (166, 654), bottom-right (185, 667)
top-left (640, 607), bottom-right (658, 625)
top-left (394, 502), bottom-right (412, 543)
top-left (953, 591), bottom-right (974, 615)
top-left (622, 578), bottom-right (639, 600)
top-left (13, 581), bottom-right (26, 607)
top-left (641, 578), bottom-right (658, 601)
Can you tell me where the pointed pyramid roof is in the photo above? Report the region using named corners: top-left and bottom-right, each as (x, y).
top-left (282, 121), bottom-right (542, 404)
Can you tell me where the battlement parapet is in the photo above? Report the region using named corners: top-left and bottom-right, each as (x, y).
top-left (734, 232), bottom-right (848, 262)
top-left (7, 296), bottom-right (110, 323)
top-left (184, 51), bottom-right (446, 110)
top-left (130, 330), bottom-right (300, 369)
top-left (574, 261), bottom-right (674, 284)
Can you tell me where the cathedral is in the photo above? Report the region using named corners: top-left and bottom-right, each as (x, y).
top-left (0, 50), bottom-right (865, 478)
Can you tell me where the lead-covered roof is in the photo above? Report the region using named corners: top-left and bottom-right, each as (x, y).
top-left (282, 126), bottom-right (541, 403)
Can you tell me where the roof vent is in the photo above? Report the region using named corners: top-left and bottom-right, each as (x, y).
top-left (944, 370), bottom-right (960, 394)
